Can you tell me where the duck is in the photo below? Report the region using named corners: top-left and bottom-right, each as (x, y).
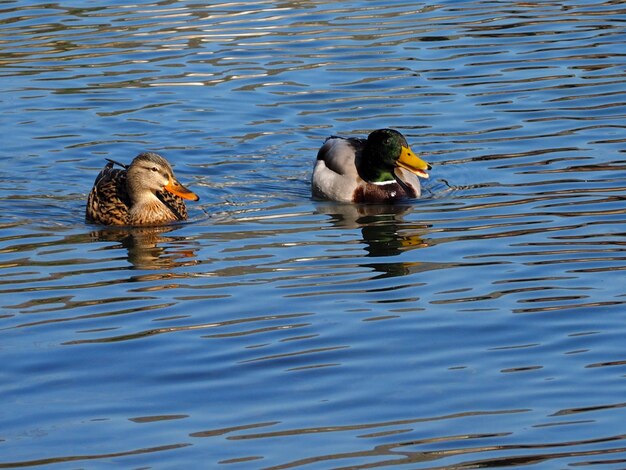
top-left (311, 128), bottom-right (431, 203)
top-left (86, 152), bottom-right (199, 226)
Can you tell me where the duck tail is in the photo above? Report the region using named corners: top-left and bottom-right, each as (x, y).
top-left (105, 158), bottom-right (129, 169)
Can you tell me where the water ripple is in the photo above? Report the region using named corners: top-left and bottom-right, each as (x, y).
top-left (2, 0), bottom-right (626, 468)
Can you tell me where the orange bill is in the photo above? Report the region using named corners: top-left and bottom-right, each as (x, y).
top-left (396, 145), bottom-right (431, 179)
top-left (164, 177), bottom-right (199, 201)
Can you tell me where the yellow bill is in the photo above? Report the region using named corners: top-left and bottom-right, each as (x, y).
top-left (397, 145), bottom-right (431, 179)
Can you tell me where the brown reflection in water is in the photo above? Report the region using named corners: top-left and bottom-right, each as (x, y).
top-left (0, 443), bottom-right (191, 468)
top-left (316, 202), bottom-right (430, 278)
top-left (190, 410), bottom-right (532, 468)
top-left (552, 401), bottom-right (626, 417)
top-left (63, 312), bottom-right (313, 345)
top-left (129, 414), bottom-right (189, 423)
top-left (262, 433), bottom-right (626, 469)
top-left (190, 421), bottom-right (280, 438)
top-left (90, 225), bottom-right (199, 270)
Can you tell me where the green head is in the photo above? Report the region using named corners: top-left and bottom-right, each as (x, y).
top-left (361, 129), bottom-right (431, 183)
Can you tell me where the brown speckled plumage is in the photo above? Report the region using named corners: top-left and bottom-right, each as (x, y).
top-left (86, 152), bottom-right (198, 226)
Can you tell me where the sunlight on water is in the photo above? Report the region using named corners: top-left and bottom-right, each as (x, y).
top-left (1, 0), bottom-right (626, 468)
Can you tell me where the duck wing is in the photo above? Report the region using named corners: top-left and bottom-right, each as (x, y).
top-left (86, 161), bottom-right (132, 225)
top-left (312, 136), bottom-right (367, 202)
top-left (316, 136), bottom-right (365, 177)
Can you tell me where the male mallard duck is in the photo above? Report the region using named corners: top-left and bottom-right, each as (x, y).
top-left (311, 129), bottom-right (431, 203)
top-left (86, 152), bottom-right (199, 226)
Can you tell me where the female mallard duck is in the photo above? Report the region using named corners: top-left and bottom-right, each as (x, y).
top-left (86, 152), bottom-right (199, 226)
top-left (311, 128), bottom-right (431, 203)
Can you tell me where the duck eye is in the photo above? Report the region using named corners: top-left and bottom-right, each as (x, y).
top-left (151, 167), bottom-right (159, 172)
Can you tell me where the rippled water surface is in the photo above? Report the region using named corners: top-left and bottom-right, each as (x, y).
top-left (2, 1), bottom-right (626, 468)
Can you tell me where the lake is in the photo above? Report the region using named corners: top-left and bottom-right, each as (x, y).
top-left (1, 1), bottom-right (626, 468)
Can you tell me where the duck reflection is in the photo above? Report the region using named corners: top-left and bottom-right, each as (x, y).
top-left (315, 202), bottom-right (429, 278)
top-left (90, 225), bottom-right (199, 270)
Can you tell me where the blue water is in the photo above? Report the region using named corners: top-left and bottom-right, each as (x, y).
top-left (1, 1), bottom-right (626, 468)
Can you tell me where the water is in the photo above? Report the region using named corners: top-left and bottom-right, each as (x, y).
top-left (1, 0), bottom-right (626, 468)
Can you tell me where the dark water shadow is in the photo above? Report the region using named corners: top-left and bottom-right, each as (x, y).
top-left (315, 202), bottom-right (431, 278)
